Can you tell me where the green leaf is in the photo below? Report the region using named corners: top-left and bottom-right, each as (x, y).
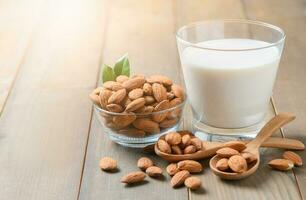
top-left (114, 53), bottom-right (130, 77)
top-left (102, 64), bottom-right (116, 83)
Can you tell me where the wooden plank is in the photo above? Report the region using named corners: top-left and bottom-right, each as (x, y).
top-left (78, 0), bottom-right (188, 199)
top-left (0, 0), bottom-right (107, 199)
top-left (242, 0), bottom-right (306, 198)
top-left (0, 0), bottom-right (43, 114)
top-left (175, 0), bottom-right (301, 199)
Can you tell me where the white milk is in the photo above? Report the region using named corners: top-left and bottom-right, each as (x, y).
top-left (181, 39), bottom-right (280, 128)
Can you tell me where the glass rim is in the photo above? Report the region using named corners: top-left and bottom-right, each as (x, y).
top-left (176, 19), bottom-right (286, 52)
top-left (94, 97), bottom-right (187, 116)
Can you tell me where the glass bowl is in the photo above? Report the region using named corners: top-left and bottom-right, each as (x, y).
top-left (94, 99), bottom-right (186, 148)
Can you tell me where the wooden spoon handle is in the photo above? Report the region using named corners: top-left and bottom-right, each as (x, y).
top-left (260, 137), bottom-right (305, 150)
top-left (248, 113), bottom-right (296, 149)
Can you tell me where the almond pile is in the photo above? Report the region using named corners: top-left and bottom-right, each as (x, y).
top-left (268, 151), bottom-right (303, 171)
top-left (157, 131), bottom-right (204, 155)
top-left (215, 144), bottom-right (256, 173)
top-left (90, 74), bottom-right (185, 137)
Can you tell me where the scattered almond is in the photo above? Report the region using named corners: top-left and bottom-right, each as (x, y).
top-left (216, 147), bottom-right (239, 158)
top-left (166, 163), bottom-right (180, 176)
top-left (225, 141), bottom-right (247, 152)
top-left (146, 166), bottom-right (163, 177)
top-left (121, 171), bottom-right (146, 184)
top-left (184, 177), bottom-right (201, 190)
top-left (228, 155), bottom-right (248, 173)
top-left (216, 158), bottom-right (229, 171)
top-left (268, 159), bottom-right (294, 171)
top-left (99, 157), bottom-right (117, 171)
top-left (282, 151), bottom-right (303, 167)
top-left (177, 160), bottom-right (203, 173)
top-left (171, 170), bottom-right (190, 188)
top-left (137, 157), bottom-right (154, 171)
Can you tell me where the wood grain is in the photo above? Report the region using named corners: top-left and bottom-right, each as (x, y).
top-left (242, 0), bottom-right (306, 198)
top-left (0, 0), bottom-right (43, 114)
top-left (0, 0), bottom-right (107, 199)
top-left (78, 0), bottom-right (188, 199)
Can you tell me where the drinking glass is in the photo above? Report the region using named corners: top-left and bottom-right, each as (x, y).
top-left (176, 20), bottom-right (285, 140)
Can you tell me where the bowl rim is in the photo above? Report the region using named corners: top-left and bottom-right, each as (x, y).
top-left (94, 97), bottom-right (187, 116)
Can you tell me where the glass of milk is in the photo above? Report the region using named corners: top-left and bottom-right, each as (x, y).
top-left (176, 20), bottom-right (285, 138)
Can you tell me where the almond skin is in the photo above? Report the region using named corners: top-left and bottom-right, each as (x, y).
top-left (118, 128), bottom-right (146, 137)
top-left (171, 170), bottom-right (190, 187)
top-left (171, 84), bottom-right (185, 100)
top-left (128, 88), bottom-right (144, 100)
top-left (184, 177), bottom-right (201, 190)
top-left (167, 92), bottom-right (175, 100)
top-left (137, 157), bottom-right (154, 171)
top-left (89, 91), bottom-right (100, 106)
top-left (116, 75), bottom-right (129, 83)
top-left (133, 118), bottom-right (160, 134)
top-left (216, 158), bottom-right (229, 171)
top-left (147, 75), bottom-right (173, 86)
top-left (241, 152), bottom-right (257, 163)
top-left (125, 97), bottom-right (146, 112)
top-left (103, 81), bottom-right (124, 91)
top-left (122, 77), bottom-right (146, 91)
top-left (225, 141), bottom-right (247, 152)
top-left (216, 147), bottom-right (240, 158)
top-left (171, 145), bottom-right (183, 155)
top-left (121, 171), bottom-right (146, 184)
top-left (99, 157), bottom-right (117, 171)
top-left (152, 100), bottom-right (169, 122)
top-left (99, 89), bottom-right (113, 109)
top-left (113, 113), bottom-right (136, 128)
top-left (190, 138), bottom-right (203, 151)
top-left (144, 95), bottom-right (155, 105)
top-left (157, 139), bottom-right (171, 154)
top-left (282, 151), bottom-right (303, 167)
top-left (143, 83), bottom-right (153, 96)
top-left (228, 155), bottom-right (248, 173)
top-left (184, 145), bottom-right (197, 154)
top-left (159, 118), bottom-right (178, 128)
top-left (146, 166), bottom-right (163, 177)
top-left (268, 159), bottom-right (294, 171)
top-left (143, 106), bottom-right (154, 113)
top-left (181, 134), bottom-right (192, 147)
top-left (106, 104), bottom-right (123, 113)
top-left (165, 132), bottom-right (182, 145)
top-left (152, 83), bottom-right (167, 102)
top-left (177, 160), bottom-right (203, 173)
top-left (166, 163), bottom-right (180, 176)
top-left (108, 89), bottom-right (127, 104)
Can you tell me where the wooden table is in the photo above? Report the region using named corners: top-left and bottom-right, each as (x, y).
top-left (0, 0), bottom-right (305, 199)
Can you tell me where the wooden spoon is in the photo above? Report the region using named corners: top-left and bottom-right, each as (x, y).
top-left (209, 113), bottom-right (295, 180)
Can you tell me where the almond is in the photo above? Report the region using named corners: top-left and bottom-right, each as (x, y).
top-left (268, 159), bottom-right (294, 171)
top-left (282, 151), bottom-right (303, 166)
top-left (184, 145), bottom-right (197, 154)
top-left (157, 139), bottom-right (171, 154)
top-left (122, 77), bottom-right (146, 91)
top-left (171, 170), bottom-right (190, 187)
top-left (177, 160), bottom-right (203, 173)
top-left (216, 147), bottom-right (239, 158)
top-left (99, 89), bottom-right (113, 109)
top-left (143, 106), bottom-right (154, 113)
top-left (143, 83), bottom-right (153, 96)
top-left (147, 75), bottom-right (173, 86)
top-left (241, 152), bottom-right (257, 163)
top-left (181, 134), bottom-right (191, 147)
top-left (108, 89), bottom-right (127, 104)
top-left (106, 104), bottom-right (123, 113)
top-left (165, 132), bottom-right (182, 145)
top-left (125, 98), bottom-right (145, 112)
top-left (167, 92), bottom-right (175, 100)
top-left (103, 81), bottom-right (124, 91)
top-left (225, 141), bottom-right (247, 152)
top-left (152, 100), bottom-right (169, 122)
top-left (118, 128), bottom-right (146, 137)
top-left (137, 157), bottom-right (154, 171)
top-left (171, 145), bottom-right (183, 155)
top-left (133, 118), bottom-right (160, 134)
top-left (190, 138), bottom-right (203, 151)
top-left (144, 96), bottom-right (155, 105)
top-left (113, 113), bottom-right (136, 128)
top-left (121, 171), bottom-right (146, 184)
top-left (166, 163), bottom-right (180, 176)
top-left (184, 177), bottom-right (201, 190)
top-left (116, 75), bottom-right (129, 83)
top-left (99, 157), bottom-right (117, 171)
top-left (89, 91), bottom-right (100, 106)
top-left (93, 87), bottom-right (104, 94)
top-left (134, 106), bottom-right (146, 113)
top-left (167, 98), bottom-right (183, 119)
top-left (171, 84), bottom-right (185, 100)
top-left (152, 83), bottom-right (167, 102)
top-left (146, 166), bottom-right (163, 177)
top-left (128, 88), bottom-right (144, 100)
top-left (216, 158), bottom-right (229, 171)
top-left (159, 118), bottom-right (179, 128)
top-left (228, 155), bottom-right (248, 173)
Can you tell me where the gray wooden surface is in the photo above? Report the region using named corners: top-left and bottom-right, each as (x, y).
top-left (0, 0), bottom-right (305, 199)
